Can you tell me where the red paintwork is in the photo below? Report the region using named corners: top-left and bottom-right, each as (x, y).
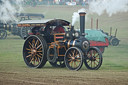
top-left (89, 38), bottom-right (109, 47)
top-left (29, 33), bottom-right (34, 35)
top-left (56, 36), bottom-right (64, 39)
top-left (29, 33), bottom-right (40, 35)
top-left (53, 26), bottom-right (65, 33)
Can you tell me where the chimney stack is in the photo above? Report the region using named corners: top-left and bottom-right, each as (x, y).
top-left (79, 12), bottom-right (86, 37)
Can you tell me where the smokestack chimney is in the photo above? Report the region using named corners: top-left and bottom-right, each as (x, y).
top-left (79, 12), bottom-right (86, 37)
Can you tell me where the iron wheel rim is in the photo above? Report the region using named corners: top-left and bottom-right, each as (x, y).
top-left (23, 35), bottom-right (45, 68)
top-left (84, 47), bottom-right (102, 70)
top-left (65, 47), bottom-right (83, 71)
top-left (112, 38), bottom-right (119, 46)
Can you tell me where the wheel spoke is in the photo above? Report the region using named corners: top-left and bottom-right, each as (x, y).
top-left (72, 50), bottom-right (76, 57)
top-left (76, 59), bottom-right (81, 62)
top-left (69, 53), bottom-right (72, 57)
top-left (68, 59), bottom-right (72, 61)
top-left (87, 53), bottom-right (91, 58)
top-left (74, 54), bottom-right (79, 58)
top-left (37, 54), bottom-right (42, 58)
top-left (33, 59), bottom-right (35, 65)
top-left (94, 61), bottom-right (98, 66)
top-left (91, 60), bottom-right (92, 67)
top-left (93, 61), bottom-right (95, 67)
top-left (29, 45), bottom-right (32, 49)
top-left (37, 57), bottom-right (40, 64)
top-left (38, 47), bottom-right (42, 50)
top-left (37, 51), bottom-right (42, 53)
top-left (93, 50), bottom-right (96, 56)
top-left (29, 57), bottom-right (34, 64)
top-left (35, 40), bottom-right (39, 47)
top-left (69, 61), bottom-right (73, 67)
top-left (38, 57), bottom-right (41, 63)
top-left (28, 51), bottom-right (32, 54)
top-left (88, 60), bottom-right (92, 67)
top-left (96, 59), bottom-right (99, 62)
top-left (29, 41), bottom-right (33, 48)
top-left (75, 51), bottom-right (78, 56)
top-left (76, 56), bottom-right (81, 59)
top-left (96, 54), bottom-right (99, 58)
top-left (39, 53), bottom-right (42, 55)
top-left (37, 44), bottom-right (42, 49)
top-left (95, 58), bottom-right (100, 59)
top-left (74, 61), bottom-right (77, 68)
top-left (68, 55), bottom-right (72, 58)
top-left (87, 60), bottom-right (91, 64)
top-left (90, 50), bottom-right (93, 57)
top-left (26, 54), bottom-right (32, 58)
top-left (26, 48), bottom-right (31, 51)
top-left (32, 39), bottom-right (36, 45)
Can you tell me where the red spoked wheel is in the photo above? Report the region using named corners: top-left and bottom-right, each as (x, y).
top-left (23, 35), bottom-right (47, 68)
top-left (64, 47), bottom-right (83, 71)
top-left (84, 47), bottom-right (103, 70)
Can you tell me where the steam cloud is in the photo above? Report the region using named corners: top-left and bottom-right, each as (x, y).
top-left (72, 8), bottom-right (86, 26)
top-left (0, 0), bottom-right (23, 23)
top-left (89, 0), bottom-right (128, 16)
top-left (72, 0), bottom-right (128, 26)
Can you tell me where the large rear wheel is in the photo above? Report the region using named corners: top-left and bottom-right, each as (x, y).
top-left (23, 35), bottom-right (47, 68)
top-left (84, 47), bottom-right (103, 70)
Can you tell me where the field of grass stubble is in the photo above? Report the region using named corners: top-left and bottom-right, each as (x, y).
top-left (0, 6), bottom-right (128, 85)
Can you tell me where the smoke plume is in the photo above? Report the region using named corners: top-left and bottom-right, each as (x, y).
top-left (72, 0), bottom-right (128, 26)
top-left (89, 0), bottom-right (128, 17)
top-left (0, 0), bottom-right (23, 23)
top-left (72, 8), bottom-right (86, 26)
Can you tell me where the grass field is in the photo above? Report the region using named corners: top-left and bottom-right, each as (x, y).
top-left (0, 5), bottom-right (128, 85)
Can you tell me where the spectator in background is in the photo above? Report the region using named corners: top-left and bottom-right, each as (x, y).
top-left (79, 0), bottom-right (83, 5)
top-left (62, 0), bottom-right (65, 5)
top-left (76, 0), bottom-right (79, 5)
top-left (60, 0), bottom-right (65, 5)
top-left (54, 0), bottom-right (59, 5)
top-left (82, 0), bottom-right (86, 6)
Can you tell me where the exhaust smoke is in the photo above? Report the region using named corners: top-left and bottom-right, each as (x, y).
top-left (72, 8), bottom-right (86, 26)
top-left (89, 0), bottom-right (128, 17)
top-left (0, 0), bottom-right (23, 23)
top-left (72, 0), bottom-right (128, 27)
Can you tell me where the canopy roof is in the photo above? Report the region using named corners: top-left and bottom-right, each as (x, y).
top-left (18, 19), bottom-right (70, 27)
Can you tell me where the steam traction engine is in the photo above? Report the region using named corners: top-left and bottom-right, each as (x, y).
top-left (0, 13), bottom-right (44, 39)
top-left (18, 12), bottom-right (103, 70)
